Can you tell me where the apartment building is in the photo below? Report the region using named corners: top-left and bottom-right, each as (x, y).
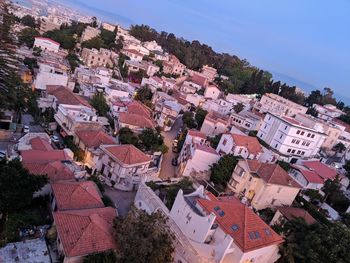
top-left (201, 65), bottom-right (217, 82)
top-left (257, 113), bottom-right (326, 159)
top-left (34, 37), bottom-right (60, 53)
top-left (81, 48), bottom-right (113, 67)
top-left (124, 60), bottom-right (160, 77)
top-left (163, 55), bottom-right (186, 76)
top-left (200, 112), bottom-right (229, 137)
top-left (33, 62), bottom-right (68, 90)
top-left (313, 104), bottom-right (343, 121)
top-left (254, 93), bottom-right (307, 117)
top-left (152, 92), bottom-right (181, 129)
top-left (230, 110), bottom-right (263, 131)
top-left (121, 48), bottom-right (144, 62)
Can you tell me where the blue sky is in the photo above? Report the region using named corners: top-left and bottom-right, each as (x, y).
top-left (63, 0), bottom-right (350, 102)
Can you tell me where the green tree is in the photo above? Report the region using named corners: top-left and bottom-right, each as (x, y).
top-left (21, 15), bottom-right (37, 28)
top-left (100, 28), bottom-right (116, 47)
top-left (83, 250), bottom-right (116, 263)
top-left (43, 29), bottom-right (76, 50)
top-left (114, 208), bottom-right (174, 263)
top-left (139, 128), bottom-right (164, 152)
top-left (82, 36), bottom-right (104, 50)
top-left (118, 127), bottom-right (139, 147)
top-left (208, 134), bottom-right (222, 149)
top-left (182, 111), bottom-right (197, 129)
top-left (18, 27), bottom-right (40, 47)
top-left (195, 108), bottom-right (208, 129)
top-left (210, 154), bottom-right (238, 189)
top-left (343, 161), bottom-right (350, 179)
top-left (233, 102), bottom-right (244, 113)
top-left (333, 142), bottom-right (346, 154)
top-left (90, 92), bottom-right (110, 117)
top-left (323, 178), bottom-right (350, 213)
top-left (135, 86), bottom-right (153, 103)
top-left (23, 57), bottom-right (38, 73)
top-left (66, 53), bottom-right (81, 71)
top-left (0, 160), bottom-right (48, 215)
top-left (306, 107), bottom-right (318, 117)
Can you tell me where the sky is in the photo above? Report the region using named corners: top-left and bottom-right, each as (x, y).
top-left (61, 0), bottom-right (350, 102)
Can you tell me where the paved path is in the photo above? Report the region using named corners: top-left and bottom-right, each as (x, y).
top-left (159, 117), bottom-right (183, 179)
top-left (104, 187), bottom-right (136, 217)
top-left (21, 114), bottom-right (44, 133)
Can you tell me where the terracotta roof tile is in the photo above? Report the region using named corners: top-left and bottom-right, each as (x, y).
top-left (118, 112), bottom-right (155, 129)
top-left (290, 165), bottom-right (324, 184)
top-left (46, 85), bottom-right (91, 107)
top-left (197, 196), bottom-right (283, 252)
top-left (188, 129), bottom-right (207, 140)
top-left (23, 161), bottom-right (74, 182)
top-left (29, 137), bottom-right (53, 151)
top-left (102, 145), bottom-right (151, 165)
top-left (126, 101), bottom-right (152, 118)
top-left (231, 134), bottom-right (263, 155)
top-left (76, 130), bottom-right (116, 149)
top-left (21, 150), bottom-right (70, 163)
top-left (277, 207), bottom-right (316, 225)
top-left (52, 181), bottom-right (104, 211)
top-left (302, 161), bottom-right (337, 181)
top-left (247, 160), bottom-right (301, 188)
top-left (53, 207), bottom-right (117, 257)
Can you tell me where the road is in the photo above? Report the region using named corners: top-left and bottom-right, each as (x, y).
top-left (104, 187), bottom-right (136, 217)
top-left (21, 114), bottom-right (44, 133)
top-left (159, 117), bottom-right (183, 179)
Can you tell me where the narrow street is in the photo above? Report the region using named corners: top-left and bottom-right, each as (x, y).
top-left (21, 114), bottom-right (44, 133)
top-left (159, 117), bottom-right (183, 179)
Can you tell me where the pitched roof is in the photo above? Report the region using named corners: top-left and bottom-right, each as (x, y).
top-left (188, 129), bottom-right (207, 140)
top-left (197, 196), bottom-right (283, 252)
top-left (191, 73), bottom-right (207, 87)
top-left (46, 85), bottom-right (90, 107)
top-left (246, 160), bottom-right (301, 188)
top-left (75, 130), bottom-right (116, 149)
top-left (118, 112), bottom-right (155, 129)
top-left (302, 161), bottom-right (337, 181)
top-left (52, 181), bottom-right (104, 211)
top-left (53, 207), bottom-right (117, 257)
top-left (23, 161), bottom-right (74, 182)
top-left (277, 207), bottom-right (316, 225)
top-left (35, 37), bottom-right (60, 46)
top-left (231, 134), bottom-right (263, 155)
top-left (290, 165), bottom-right (324, 184)
top-left (102, 145), bottom-right (151, 165)
top-left (29, 137), bottom-right (53, 151)
top-left (194, 143), bottom-right (219, 155)
top-left (126, 101), bottom-right (151, 118)
top-left (21, 150), bottom-right (70, 163)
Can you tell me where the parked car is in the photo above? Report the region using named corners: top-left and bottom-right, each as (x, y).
top-left (172, 145), bottom-right (178, 153)
top-left (45, 128), bottom-right (54, 135)
top-left (23, 125), bottom-right (30, 133)
top-left (171, 157), bottom-right (178, 166)
top-left (173, 139), bottom-right (178, 146)
top-left (50, 135), bottom-right (60, 143)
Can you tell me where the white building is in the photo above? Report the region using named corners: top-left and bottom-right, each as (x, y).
top-left (230, 111), bottom-right (263, 131)
top-left (33, 62), bottom-right (68, 90)
top-left (33, 37), bottom-right (60, 53)
top-left (313, 104), bottom-right (343, 121)
top-left (257, 113), bottom-right (326, 159)
top-left (97, 145), bottom-right (152, 191)
top-left (202, 99), bottom-right (233, 116)
top-left (143, 40), bottom-right (163, 52)
top-left (200, 112), bottom-right (229, 137)
top-left (170, 187), bottom-right (284, 263)
top-left (254, 93), bottom-right (307, 117)
top-left (121, 49), bottom-right (144, 62)
top-left (204, 85), bottom-right (221, 100)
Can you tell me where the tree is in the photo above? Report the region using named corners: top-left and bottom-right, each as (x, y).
top-left (208, 134), bottom-right (222, 149)
top-left (135, 86), bottom-right (153, 103)
top-left (195, 108), bottom-right (208, 129)
top-left (100, 28), bottom-right (116, 47)
top-left (182, 111), bottom-right (197, 129)
top-left (210, 154), bottom-right (238, 189)
top-left (83, 250), bottom-right (116, 263)
top-left (43, 29), bottom-right (76, 50)
top-left (343, 161), bottom-right (350, 179)
top-left (305, 90), bottom-right (323, 106)
top-left (0, 160), bottom-right (48, 215)
top-left (81, 36), bottom-right (104, 50)
top-left (18, 27), bottom-right (40, 47)
top-left (323, 178), bottom-right (350, 213)
top-left (90, 92), bottom-right (110, 117)
top-left (278, 219), bottom-right (350, 263)
top-left (66, 53), bottom-right (81, 71)
top-left (21, 15), bottom-right (37, 28)
top-left (306, 107), bottom-right (318, 118)
top-left (333, 142), bottom-right (346, 154)
top-left (119, 127), bottom-right (139, 147)
top-left (23, 57), bottom-right (38, 73)
top-left (233, 102), bottom-right (244, 113)
top-left (114, 208), bottom-right (174, 263)
top-left (139, 128), bottom-right (164, 152)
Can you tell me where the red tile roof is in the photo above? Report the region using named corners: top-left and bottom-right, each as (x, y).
top-left (126, 101), bottom-right (152, 118)
top-left (290, 165), bottom-right (324, 184)
top-left (103, 145), bottom-right (151, 165)
top-left (118, 112), bottom-right (155, 129)
top-left (197, 196), bottom-right (283, 252)
top-left (21, 150), bottom-right (70, 163)
top-left (188, 129), bottom-right (207, 140)
top-left (122, 48), bottom-right (143, 57)
top-left (23, 161), bottom-right (74, 182)
top-left (231, 134), bottom-right (263, 155)
top-left (277, 207), bottom-right (316, 225)
top-left (205, 112), bottom-right (229, 126)
top-left (52, 181), bottom-right (104, 211)
top-left (46, 85), bottom-right (91, 107)
top-left (302, 161), bottom-right (337, 181)
top-left (75, 130), bottom-right (116, 149)
top-left (53, 207), bottom-right (117, 257)
top-left (35, 37), bottom-right (60, 46)
top-left (247, 160), bottom-right (301, 188)
top-left (191, 73), bottom-right (207, 87)
top-left (30, 137), bottom-right (53, 151)
top-left (194, 143), bottom-right (219, 155)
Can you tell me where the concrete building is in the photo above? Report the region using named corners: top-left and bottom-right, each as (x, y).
top-left (39, 16), bottom-right (61, 34)
top-left (163, 55), bottom-right (186, 76)
top-left (230, 110), bottom-right (263, 131)
top-left (34, 37), bottom-right (60, 53)
top-left (81, 48), bottom-right (113, 67)
top-left (143, 40), bottom-right (163, 52)
top-left (124, 60), bottom-right (160, 77)
top-left (313, 104), bottom-right (343, 121)
top-left (152, 92), bottom-right (181, 129)
top-left (204, 85), bottom-right (221, 100)
top-left (97, 145), bottom-right (152, 191)
top-left (200, 112), bottom-right (229, 137)
top-left (33, 62), bottom-right (68, 90)
top-left (101, 22), bottom-right (116, 32)
top-left (201, 65), bottom-right (217, 82)
top-left (80, 26), bottom-right (100, 42)
top-left (228, 160), bottom-right (301, 210)
top-left (121, 48), bottom-right (144, 62)
top-left (170, 187), bottom-right (284, 263)
top-left (254, 93), bottom-right (307, 117)
top-left (257, 113), bottom-right (326, 159)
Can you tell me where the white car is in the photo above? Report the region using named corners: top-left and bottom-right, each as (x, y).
top-left (23, 125), bottom-right (30, 133)
top-left (50, 135), bottom-right (60, 143)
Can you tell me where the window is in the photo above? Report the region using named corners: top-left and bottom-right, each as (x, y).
top-left (231, 224), bottom-right (239, 231)
top-left (280, 135), bottom-right (283, 139)
top-left (249, 232), bottom-right (256, 240)
top-left (218, 210), bottom-right (225, 217)
top-left (301, 151), bottom-right (305, 155)
top-left (271, 199), bottom-right (276, 205)
top-left (214, 206), bottom-right (220, 211)
top-left (300, 131), bottom-right (305, 135)
top-left (287, 148), bottom-right (291, 153)
top-left (255, 231), bottom-right (261, 239)
top-left (296, 130), bottom-right (300, 135)
top-left (311, 134), bottom-right (315, 138)
top-left (302, 141), bottom-right (306, 146)
top-left (292, 139), bottom-right (296, 143)
top-left (222, 139), bottom-right (227, 146)
top-left (264, 124), bottom-right (267, 129)
top-left (264, 228), bottom-right (272, 236)
top-left (291, 149), bottom-right (296, 154)
top-left (275, 144), bottom-right (278, 148)
top-left (277, 187), bottom-right (282, 193)
top-left (307, 133), bottom-right (311, 137)
top-left (297, 150), bottom-right (301, 155)
top-left (296, 140), bottom-right (300, 144)
top-left (285, 125), bottom-right (288, 130)
top-left (306, 142), bottom-right (310, 146)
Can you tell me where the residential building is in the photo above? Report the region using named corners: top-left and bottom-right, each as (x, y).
top-left (170, 186), bottom-right (284, 263)
top-left (191, 72), bottom-right (209, 88)
top-left (141, 76), bottom-right (164, 91)
top-left (55, 104), bottom-right (103, 137)
top-left (101, 22), bottom-right (116, 32)
top-left (177, 139), bottom-right (220, 177)
top-left (80, 26), bottom-right (100, 42)
top-left (54, 207), bottom-right (117, 262)
top-left (34, 37), bottom-right (60, 53)
top-left (152, 92), bottom-right (181, 129)
top-left (81, 48), bottom-right (113, 67)
top-left (97, 145), bottom-right (152, 191)
top-left (313, 104), bottom-right (343, 121)
top-left (33, 62), bottom-right (68, 90)
top-left (163, 55), bottom-right (186, 76)
top-left (254, 93), bottom-right (307, 117)
top-left (257, 113), bottom-right (326, 159)
top-left (230, 110), bottom-right (263, 131)
top-left (228, 160), bottom-right (301, 210)
top-left (121, 48), bottom-right (144, 62)
top-left (200, 112), bottom-right (229, 137)
top-left (201, 65), bottom-right (217, 82)
top-left (270, 207), bottom-right (316, 226)
top-left (143, 40), bottom-right (163, 52)
top-left (124, 60), bottom-right (160, 77)
top-left (204, 85), bottom-right (221, 100)
top-left (39, 16), bottom-right (61, 34)
top-left (51, 181), bottom-right (104, 211)
top-left (216, 133), bottom-right (263, 160)
top-left (74, 129), bottom-right (116, 171)
top-left (202, 99), bottom-right (233, 116)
